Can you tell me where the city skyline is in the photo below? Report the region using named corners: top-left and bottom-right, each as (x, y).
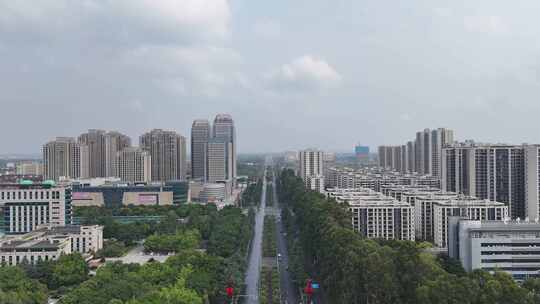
top-left (3, 1), bottom-right (540, 154)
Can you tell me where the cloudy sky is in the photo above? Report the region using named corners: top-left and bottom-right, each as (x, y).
top-left (2, 0), bottom-right (540, 154)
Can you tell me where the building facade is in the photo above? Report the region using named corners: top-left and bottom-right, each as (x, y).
top-left (213, 114), bottom-right (237, 185)
top-left (299, 149), bottom-right (325, 192)
top-left (448, 219), bottom-right (540, 281)
top-left (191, 119), bottom-right (211, 181)
top-left (0, 182), bottom-right (72, 234)
top-left (116, 147), bottom-right (151, 183)
top-left (43, 137), bottom-right (88, 181)
top-left (442, 143), bottom-right (540, 219)
top-left (140, 129), bottom-right (187, 182)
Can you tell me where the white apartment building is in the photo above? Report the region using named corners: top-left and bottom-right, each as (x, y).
top-left (0, 182), bottom-right (71, 234)
top-left (415, 195), bottom-right (508, 247)
top-left (327, 188), bottom-right (415, 241)
top-left (299, 149), bottom-right (325, 193)
top-left (448, 218), bottom-right (540, 281)
top-left (0, 224), bottom-right (103, 266)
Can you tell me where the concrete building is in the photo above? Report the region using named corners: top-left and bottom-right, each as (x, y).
top-left (199, 183), bottom-right (227, 203)
top-left (140, 129), bottom-right (187, 182)
top-left (191, 119), bottom-right (211, 181)
top-left (431, 128), bottom-right (454, 178)
top-left (442, 143), bottom-right (540, 219)
top-left (0, 224), bottom-right (103, 266)
top-left (299, 149), bottom-right (325, 192)
top-left (43, 137), bottom-right (88, 181)
top-left (116, 147), bottom-right (151, 183)
top-left (78, 129), bottom-right (106, 178)
top-left (104, 131), bottom-right (131, 178)
top-left (213, 114), bottom-right (236, 185)
top-left (415, 194), bottom-right (507, 247)
top-left (407, 141), bottom-right (416, 173)
top-left (207, 139), bottom-right (228, 183)
top-left (0, 181), bottom-right (72, 234)
top-left (328, 188), bottom-right (415, 241)
top-left (448, 218), bottom-right (540, 281)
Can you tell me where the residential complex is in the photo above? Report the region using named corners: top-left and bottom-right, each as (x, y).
top-left (116, 147), bottom-right (151, 183)
top-left (43, 137), bottom-right (88, 181)
top-left (442, 143), bottom-right (540, 220)
top-left (327, 188), bottom-right (415, 241)
top-left (378, 127), bottom-right (454, 177)
top-left (139, 129), bottom-right (187, 182)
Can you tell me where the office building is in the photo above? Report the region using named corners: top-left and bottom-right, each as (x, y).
top-left (43, 137), bottom-right (88, 181)
top-left (0, 224), bottom-right (103, 266)
top-left (207, 139), bottom-right (228, 183)
top-left (0, 181), bottom-right (72, 234)
top-left (213, 114), bottom-right (237, 185)
top-left (191, 119), bottom-right (211, 181)
top-left (299, 149), bottom-right (325, 192)
top-left (442, 143), bottom-right (540, 219)
top-left (116, 147), bottom-right (151, 183)
top-left (140, 129), bottom-right (187, 182)
top-left (448, 218), bottom-right (540, 281)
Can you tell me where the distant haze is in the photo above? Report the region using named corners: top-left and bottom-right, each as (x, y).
top-left (1, 1), bottom-right (540, 154)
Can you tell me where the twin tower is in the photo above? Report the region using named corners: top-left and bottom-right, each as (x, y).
top-left (191, 114), bottom-right (237, 187)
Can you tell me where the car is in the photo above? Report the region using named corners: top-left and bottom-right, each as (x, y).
top-left (278, 253), bottom-right (282, 258)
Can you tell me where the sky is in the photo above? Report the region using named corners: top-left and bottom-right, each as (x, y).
top-left (2, 0), bottom-right (540, 154)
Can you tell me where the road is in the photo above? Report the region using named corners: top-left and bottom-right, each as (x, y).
top-left (273, 170), bottom-right (299, 304)
top-left (244, 160), bottom-right (268, 303)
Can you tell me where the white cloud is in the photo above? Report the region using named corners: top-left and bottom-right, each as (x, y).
top-left (266, 55), bottom-right (342, 92)
top-left (464, 15), bottom-right (508, 34)
top-left (0, 0), bottom-right (231, 44)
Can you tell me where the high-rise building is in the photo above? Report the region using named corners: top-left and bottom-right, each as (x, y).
top-left (213, 114), bottom-right (236, 184)
top-left (406, 141), bottom-right (415, 173)
top-left (299, 149), bottom-right (324, 192)
top-left (43, 137), bottom-right (88, 181)
top-left (78, 129), bottom-right (106, 178)
top-left (140, 129), bottom-right (187, 182)
top-left (442, 143), bottom-right (540, 219)
top-left (191, 119), bottom-right (211, 181)
top-left (78, 130), bottom-right (130, 178)
top-left (431, 128), bottom-right (454, 178)
top-left (207, 139), bottom-right (227, 183)
top-left (116, 147), bottom-right (151, 183)
top-left (104, 131), bottom-right (131, 178)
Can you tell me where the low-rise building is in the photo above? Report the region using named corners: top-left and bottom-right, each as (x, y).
top-left (0, 224), bottom-right (103, 266)
top-left (448, 218), bottom-right (540, 281)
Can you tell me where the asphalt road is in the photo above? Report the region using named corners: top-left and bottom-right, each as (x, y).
top-left (273, 171), bottom-right (299, 304)
top-left (244, 161), bottom-right (268, 304)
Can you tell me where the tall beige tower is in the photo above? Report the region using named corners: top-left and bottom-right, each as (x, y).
top-left (116, 147), bottom-right (151, 183)
top-left (140, 129), bottom-right (186, 182)
top-left (104, 131), bottom-right (131, 177)
top-left (43, 137), bottom-right (88, 181)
